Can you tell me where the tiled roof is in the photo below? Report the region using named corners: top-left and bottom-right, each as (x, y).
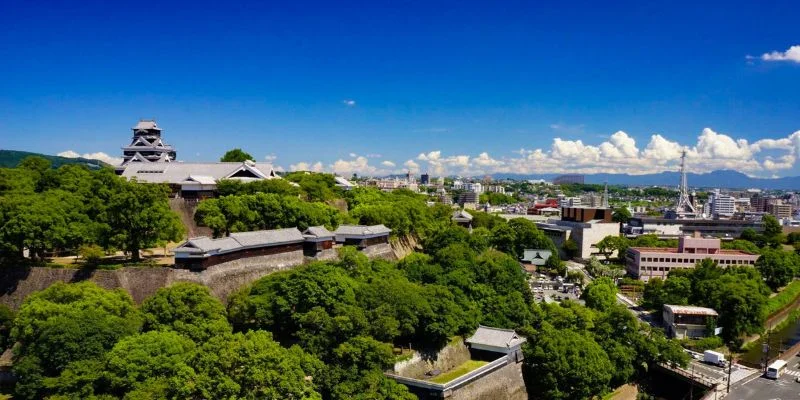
top-left (174, 228), bottom-right (304, 255)
top-left (120, 162), bottom-right (275, 185)
top-left (334, 224), bottom-right (392, 236)
top-left (133, 120), bottom-right (160, 130)
top-left (452, 210), bottom-right (473, 221)
top-left (304, 226), bottom-right (334, 238)
top-left (466, 325), bottom-right (526, 349)
top-left (182, 175), bottom-right (216, 185)
top-left (230, 228), bottom-right (305, 248)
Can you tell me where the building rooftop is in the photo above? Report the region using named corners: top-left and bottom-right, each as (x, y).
top-left (229, 228), bottom-right (305, 248)
top-left (630, 247), bottom-right (755, 256)
top-left (334, 224), bottom-right (392, 236)
top-left (120, 161), bottom-right (276, 184)
top-left (466, 325), bottom-right (526, 349)
top-left (133, 120), bottom-right (160, 131)
top-left (174, 228), bottom-right (304, 255)
top-left (452, 210), bottom-right (473, 221)
top-left (664, 304), bottom-right (718, 317)
top-left (304, 226), bottom-right (335, 239)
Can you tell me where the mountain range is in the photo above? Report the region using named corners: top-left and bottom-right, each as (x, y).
top-left (0, 150), bottom-right (107, 170)
top-left (491, 170), bottom-right (800, 191)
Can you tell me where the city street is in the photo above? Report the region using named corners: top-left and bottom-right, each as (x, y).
top-left (727, 372), bottom-right (800, 400)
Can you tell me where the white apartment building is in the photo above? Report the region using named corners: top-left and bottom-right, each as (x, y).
top-left (486, 185), bottom-right (506, 194)
top-left (706, 190), bottom-right (735, 218)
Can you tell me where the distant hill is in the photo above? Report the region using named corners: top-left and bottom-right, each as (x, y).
top-left (0, 150), bottom-right (108, 169)
top-left (491, 170), bottom-right (800, 190)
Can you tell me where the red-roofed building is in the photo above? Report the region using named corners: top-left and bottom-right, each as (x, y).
top-left (625, 234), bottom-right (758, 281)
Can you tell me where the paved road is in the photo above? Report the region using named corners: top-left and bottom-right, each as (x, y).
top-left (727, 371), bottom-right (800, 400)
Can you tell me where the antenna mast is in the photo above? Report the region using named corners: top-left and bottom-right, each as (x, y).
top-left (676, 150), bottom-right (696, 215)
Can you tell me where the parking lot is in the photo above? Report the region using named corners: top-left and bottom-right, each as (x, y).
top-left (530, 275), bottom-right (583, 304)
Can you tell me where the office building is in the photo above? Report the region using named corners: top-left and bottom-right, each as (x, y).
top-left (625, 235), bottom-right (758, 281)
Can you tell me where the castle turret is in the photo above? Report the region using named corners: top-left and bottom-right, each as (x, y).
top-left (119, 120), bottom-right (176, 167)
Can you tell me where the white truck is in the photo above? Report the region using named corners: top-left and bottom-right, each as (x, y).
top-left (703, 350), bottom-right (726, 367)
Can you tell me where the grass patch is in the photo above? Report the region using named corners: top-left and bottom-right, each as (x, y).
top-left (765, 280), bottom-right (800, 316)
top-left (428, 360), bottom-right (488, 384)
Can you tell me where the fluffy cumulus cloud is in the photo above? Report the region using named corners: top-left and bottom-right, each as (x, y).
top-left (58, 150), bottom-right (123, 166)
top-left (286, 128), bottom-right (800, 178)
top-left (761, 45), bottom-right (800, 63)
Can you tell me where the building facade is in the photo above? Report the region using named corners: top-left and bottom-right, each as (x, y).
top-left (625, 236), bottom-right (758, 281)
top-left (663, 305), bottom-right (718, 339)
top-left (625, 217), bottom-right (763, 238)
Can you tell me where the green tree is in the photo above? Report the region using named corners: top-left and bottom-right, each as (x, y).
top-left (101, 331), bottom-right (196, 398)
top-left (106, 180), bottom-right (184, 261)
top-left (582, 277), bottom-right (618, 311)
top-left (763, 215), bottom-right (784, 247)
top-left (490, 223), bottom-right (516, 255)
top-left (141, 283), bottom-right (232, 342)
top-left (508, 218), bottom-right (557, 258)
top-left (756, 249), bottom-right (798, 290)
top-left (523, 328), bottom-right (614, 400)
top-left (0, 304), bottom-right (13, 350)
top-left (188, 331), bottom-right (322, 400)
top-left (612, 207), bottom-right (631, 223)
top-left (562, 238), bottom-right (579, 259)
top-left (220, 148), bottom-right (254, 162)
top-left (11, 282), bottom-right (142, 400)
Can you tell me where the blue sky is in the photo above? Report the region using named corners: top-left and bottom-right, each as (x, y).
top-left (1, 0), bottom-right (799, 177)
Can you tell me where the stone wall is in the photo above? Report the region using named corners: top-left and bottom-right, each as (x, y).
top-left (393, 341), bottom-right (472, 380)
top-left (446, 361), bottom-right (527, 400)
top-left (0, 242), bottom-right (410, 310)
top-left (362, 243), bottom-right (396, 260)
top-left (0, 250), bottom-right (305, 309)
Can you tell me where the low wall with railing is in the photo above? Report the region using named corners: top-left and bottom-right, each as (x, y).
top-left (386, 352), bottom-right (527, 400)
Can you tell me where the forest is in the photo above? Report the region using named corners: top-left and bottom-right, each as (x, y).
top-left (0, 157), bottom-right (689, 399)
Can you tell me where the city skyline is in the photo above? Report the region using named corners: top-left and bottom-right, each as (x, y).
top-left (1, 1), bottom-right (799, 177)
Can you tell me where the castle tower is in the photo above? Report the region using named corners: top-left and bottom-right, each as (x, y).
top-left (120, 120), bottom-right (176, 166)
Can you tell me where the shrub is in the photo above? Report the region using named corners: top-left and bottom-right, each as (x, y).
top-left (78, 244), bottom-right (105, 265)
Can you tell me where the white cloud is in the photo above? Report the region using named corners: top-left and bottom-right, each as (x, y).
top-left (290, 161), bottom-right (324, 172)
top-left (283, 128), bottom-right (800, 178)
top-left (58, 150), bottom-right (123, 166)
top-left (599, 131), bottom-right (639, 159)
top-left (404, 160), bottom-right (420, 173)
top-left (343, 99), bottom-right (356, 106)
top-left (642, 134), bottom-right (684, 161)
top-left (349, 152), bottom-right (357, 158)
top-left (761, 45), bottom-right (800, 63)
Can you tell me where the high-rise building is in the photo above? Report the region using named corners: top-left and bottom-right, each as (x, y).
top-left (120, 120), bottom-right (176, 168)
top-left (420, 173), bottom-right (430, 185)
top-left (707, 190), bottom-right (735, 217)
top-left (767, 203), bottom-right (792, 219)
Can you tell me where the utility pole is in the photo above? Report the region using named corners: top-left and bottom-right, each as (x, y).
top-left (727, 346), bottom-right (733, 394)
top-left (690, 363), bottom-right (694, 400)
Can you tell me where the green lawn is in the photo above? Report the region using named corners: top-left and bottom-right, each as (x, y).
top-left (428, 360), bottom-right (488, 384)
